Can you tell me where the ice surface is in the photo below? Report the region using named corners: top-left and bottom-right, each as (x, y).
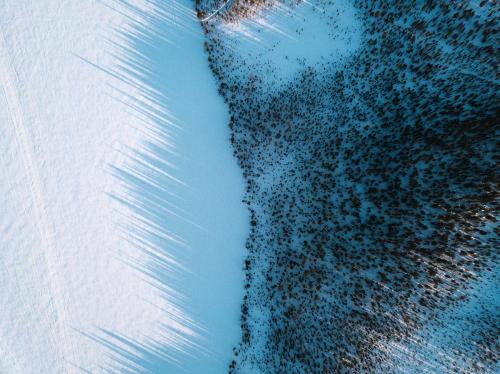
top-left (0, 0), bottom-right (246, 372)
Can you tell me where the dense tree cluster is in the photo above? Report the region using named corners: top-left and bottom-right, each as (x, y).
top-left (197, 0), bottom-right (499, 372)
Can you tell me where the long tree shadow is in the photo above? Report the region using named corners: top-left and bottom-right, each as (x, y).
top-left (88, 0), bottom-right (244, 372)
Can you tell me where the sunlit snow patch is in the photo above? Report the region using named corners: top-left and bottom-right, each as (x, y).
top-left (216, 0), bottom-right (362, 84)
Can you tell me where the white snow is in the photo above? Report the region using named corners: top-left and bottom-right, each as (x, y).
top-left (216, 0), bottom-right (362, 85)
top-left (0, 0), bottom-right (246, 372)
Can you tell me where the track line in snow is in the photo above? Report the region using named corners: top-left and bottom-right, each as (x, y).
top-left (0, 31), bottom-right (77, 372)
top-left (201, 0), bottom-right (234, 22)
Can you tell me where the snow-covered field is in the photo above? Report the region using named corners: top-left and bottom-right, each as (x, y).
top-left (2, 0), bottom-right (498, 372)
top-left (0, 0), bottom-right (247, 372)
